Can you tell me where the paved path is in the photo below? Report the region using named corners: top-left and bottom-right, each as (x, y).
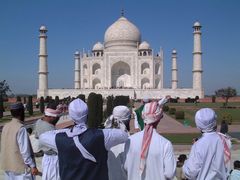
top-left (157, 113), bottom-right (199, 133)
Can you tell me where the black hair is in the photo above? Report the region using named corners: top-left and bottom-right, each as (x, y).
top-left (178, 154), bottom-right (187, 162)
top-left (27, 128), bottom-right (33, 134)
top-left (234, 160), bottom-right (240, 169)
top-left (11, 108), bottom-right (25, 121)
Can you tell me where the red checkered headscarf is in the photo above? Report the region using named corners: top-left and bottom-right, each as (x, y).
top-left (140, 101), bottom-right (163, 175)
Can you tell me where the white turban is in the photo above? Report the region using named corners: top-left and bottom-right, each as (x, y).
top-left (69, 98), bottom-right (88, 124)
top-left (142, 96), bottom-right (150, 103)
top-left (195, 108), bottom-right (217, 133)
top-left (112, 105), bottom-right (131, 122)
top-left (44, 108), bottom-right (62, 117)
top-left (104, 106), bottom-right (131, 132)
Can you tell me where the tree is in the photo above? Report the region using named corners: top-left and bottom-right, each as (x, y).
top-left (0, 80), bottom-right (11, 98)
top-left (55, 96), bottom-right (60, 105)
top-left (27, 96), bottom-right (33, 116)
top-left (215, 87), bottom-right (237, 107)
top-left (77, 94), bottom-right (86, 102)
top-left (87, 93), bottom-right (98, 128)
top-left (96, 94), bottom-right (103, 128)
top-left (0, 95), bottom-right (4, 118)
top-left (40, 97), bottom-right (45, 113)
top-left (16, 96), bottom-right (22, 102)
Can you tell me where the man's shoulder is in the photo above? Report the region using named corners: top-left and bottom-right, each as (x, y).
top-left (129, 131), bottom-right (143, 139)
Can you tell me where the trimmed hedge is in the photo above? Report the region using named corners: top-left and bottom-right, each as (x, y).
top-left (106, 95), bottom-right (114, 117)
top-left (28, 96), bottom-right (33, 116)
top-left (87, 93), bottom-right (103, 128)
top-left (77, 94), bottom-right (86, 102)
top-left (175, 111), bottom-right (185, 119)
top-left (113, 96), bottom-right (129, 107)
top-left (40, 97), bottom-right (45, 113)
top-left (169, 108), bottom-right (176, 115)
top-left (0, 95), bottom-right (4, 118)
top-left (162, 105), bottom-right (169, 112)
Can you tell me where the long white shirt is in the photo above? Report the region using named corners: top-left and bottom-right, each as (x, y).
top-left (183, 132), bottom-right (227, 180)
top-left (4, 127), bottom-right (36, 179)
top-left (108, 143), bottom-right (127, 180)
top-left (39, 128), bottom-right (128, 152)
top-left (35, 119), bottom-right (60, 180)
top-left (124, 129), bottom-right (176, 180)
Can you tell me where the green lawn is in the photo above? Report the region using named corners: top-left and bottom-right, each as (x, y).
top-left (167, 102), bottom-right (240, 127)
top-left (162, 133), bottom-right (201, 144)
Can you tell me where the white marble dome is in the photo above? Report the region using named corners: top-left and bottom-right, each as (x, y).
top-left (104, 16), bottom-right (141, 49)
top-left (193, 21), bottom-right (201, 27)
top-left (39, 25), bottom-right (47, 31)
top-left (172, 49), bottom-right (177, 54)
top-left (92, 42), bottom-right (104, 51)
top-left (139, 41), bottom-right (150, 50)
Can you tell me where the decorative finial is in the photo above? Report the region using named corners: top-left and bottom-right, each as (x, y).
top-left (121, 8), bottom-right (124, 17)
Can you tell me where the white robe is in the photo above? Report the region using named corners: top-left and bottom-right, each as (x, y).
top-left (4, 127), bottom-right (36, 180)
top-left (35, 119), bottom-right (59, 180)
top-left (124, 129), bottom-right (176, 180)
top-left (183, 132), bottom-right (227, 180)
top-left (108, 143), bottom-right (127, 180)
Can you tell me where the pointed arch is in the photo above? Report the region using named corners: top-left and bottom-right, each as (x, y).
top-left (141, 62), bottom-right (150, 74)
top-left (141, 78), bottom-right (150, 89)
top-left (92, 63), bottom-right (101, 75)
top-left (111, 61), bottom-right (131, 88)
top-left (92, 78), bottom-right (101, 89)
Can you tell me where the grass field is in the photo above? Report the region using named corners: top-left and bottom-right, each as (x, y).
top-left (0, 111), bottom-right (42, 123)
top-left (162, 133), bottom-right (201, 144)
top-left (167, 102), bottom-right (240, 127)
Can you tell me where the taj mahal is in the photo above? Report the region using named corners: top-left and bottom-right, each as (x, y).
top-left (37, 14), bottom-right (204, 99)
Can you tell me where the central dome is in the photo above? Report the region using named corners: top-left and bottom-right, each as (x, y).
top-left (104, 16), bottom-right (141, 49)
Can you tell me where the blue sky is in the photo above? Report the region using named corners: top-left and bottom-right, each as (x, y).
top-left (0, 0), bottom-right (240, 95)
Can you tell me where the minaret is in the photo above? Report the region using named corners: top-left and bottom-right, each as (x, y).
top-left (74, 51), bottom-right (80, 89)
top-left (192, 21), bottom-right (203, 90)
top-left (38, 26), bottom-right (48, 97)
top-left (171, 49), bottom-right (178, 89)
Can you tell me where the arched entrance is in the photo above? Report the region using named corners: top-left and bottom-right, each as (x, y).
top-left (111, 61), bottom-right (131, 88)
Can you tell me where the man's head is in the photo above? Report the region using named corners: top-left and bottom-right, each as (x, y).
top-left (142, 101), bottom-right (163, 128)
top-left (142, 96), bottom-right (150, 104)
top-left (112, 105), bottom-right (131, 131)
top-left (69, 99), bottom-right (88, 124)
top-left (10, 102), bottom-right (25, 121)
top-left (195, 108), bottom-right (217, 133)
top-left (234, 160), bottom-right (240, 170)
top-left (44, 102), bottom-right (62, 125)
top-left (178, 154), bottom-right (187, 163)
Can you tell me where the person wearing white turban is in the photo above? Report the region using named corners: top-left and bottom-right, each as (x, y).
top-left (35, 102), bottom-right (63, 180)
top-left (183, 108), bottom-right (230, 179)
top-left (104, 105), bottom-right (131, 180)
top-left (124, 97), bottom-right (176, 180)
top-left (39, 99), bottom-right (128, 180)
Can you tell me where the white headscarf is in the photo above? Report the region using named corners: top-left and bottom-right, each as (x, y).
top-left (195, 108), bottom-right (217, 133)
top-left (104, 105), bottom-right (131, 132)
top-left (44, 108), bottom-right (62, 117)
top-left (66, 99), bottom-right (96, 162)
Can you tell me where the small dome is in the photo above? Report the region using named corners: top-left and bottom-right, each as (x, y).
top-left (104, 16), bottom-right (141, 49)
top-left (139, 41), bottom-right (150, 50)
top-left (193, 21), bottom-right (201, 27)
top-left (92, 42), bottom-right (104, 51)
top-left (172, 49), bottom-right (177, 54)
top-left (75, 51), bottom-right (80, 55)
top-left (40, 25), bottom-right (47, 31)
